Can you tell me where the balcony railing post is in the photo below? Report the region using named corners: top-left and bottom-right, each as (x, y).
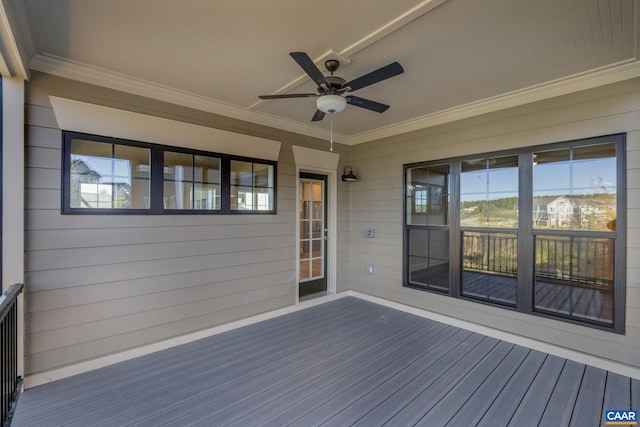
top-left (0, 283), bottom-right (24, 427)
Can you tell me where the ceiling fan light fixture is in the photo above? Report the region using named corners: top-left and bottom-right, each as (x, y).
top-left (316, 94), bottom-right (347, 114)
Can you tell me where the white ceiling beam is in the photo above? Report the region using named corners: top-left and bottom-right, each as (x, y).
top-left (339, 0), bottom-right (449, 58)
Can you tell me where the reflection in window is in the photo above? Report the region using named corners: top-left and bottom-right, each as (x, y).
top-left (164, 152), bottom-right (220, 210)
top-left (534, 235), bottom-right (614, 324)
top-left (230, 160), bottom-right (275, 211)
top-left (406, 164), bottom-right (449, 225)
top-left (70, 139), bottom-right (150, 209)
top-left (533, 143), bottom-right (616, 231)
top-left (461, 155), bottom-right (518, 228)
top-left (461, 232), bottom-right (517, 306)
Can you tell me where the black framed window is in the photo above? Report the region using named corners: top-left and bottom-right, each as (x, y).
top-left (403, 134), bottom-right (626, 333)
top-left (406, 164), bottom-right (451, 292)
top-left (62, 131), bottom-right (276, 214)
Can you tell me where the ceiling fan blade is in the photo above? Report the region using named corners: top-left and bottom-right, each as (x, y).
top-left (311, 109), bottom-right (326, 122)
top-left (346, 95), bottom-right (390, 113)
top-left (344, 62), bottom-right (404, 92)
top-left (290, 52), bottom-right (330, 88)
top-left (259, 93), bottom-right (317, 99)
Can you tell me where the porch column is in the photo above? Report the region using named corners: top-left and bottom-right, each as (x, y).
top-left (2, 75), bottom-right (25, 379)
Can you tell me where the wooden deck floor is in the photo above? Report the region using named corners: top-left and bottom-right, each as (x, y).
top-left (13, 296), bottom-right (639, 426)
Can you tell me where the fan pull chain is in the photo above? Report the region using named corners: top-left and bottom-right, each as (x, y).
top-left (329, 114), bottom-right (334, 152)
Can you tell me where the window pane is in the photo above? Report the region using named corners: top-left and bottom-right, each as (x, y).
top-left (231, 161), bottom-right (253, 186)
top-left (406, 164), bottom-right (449, 225)
top-left (534, 235), bottom-right (614, 324)
top-left (231, 161), bottom-right (275, 211)
top-left (231, 186), bottom-right (252, 210)
top-left (300, 260), bottom-right (311, 280)
top-left (461, 232), bottom-right (517, 305)
top-left (253, 187), bottom-right (274, 211)
top-left (461, 155), bottom-right (518, 228)
top-left (533, 143), bottom-right (616, 231)
top-left (301, 182), bottom-right (311, 201)
top-left (164, 152), bottom-right (220, 210)
top-left (70, 139), bottom-right (150, 209)
top-left (164, 152), bottom-right (193, 209)
top-left (194, 155), bottom-right (220, 184)
top-left (164, 152), bottom-right (193, 181)
top-left (254, 163), bottom-right (274, 187)
top-left (164, 181), bottom-right (192, 209)
top-left (408, 228), bottom-right (449, 291)
top-left (194, 183), bottom-right (220, 210)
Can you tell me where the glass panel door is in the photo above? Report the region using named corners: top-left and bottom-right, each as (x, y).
top-left (299, 174), bottom-right (327, 297)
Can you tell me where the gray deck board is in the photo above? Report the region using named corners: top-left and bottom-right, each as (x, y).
top-left (231, 325), bottom-right (462, 427)
top-left (311, 329), bottom-right (475, 427)
top-left (604, 372), bottom-right (632, 410)
top-left (12, 296), bottom-right (637, 427)
top-left (508, 354), bottom-right (566, 426)
top-left (442, 346), bottom-right (530, 426)
top-left (570, 366), bottom-right (607, 427)
top-left (414, 343), bottom-right (525, 426)
top-left (538, 359), bottom-right (585, 427)
top-left (475, 350), bottom-right (548, 426)
top-left (378, 338), bottom-right (505, 426)
top-left (349, 332), bottom-right (487, 427)
top-left (279, 325), bottom-right (463, 427)
top-left (158, 312), bottom-right (437, 426)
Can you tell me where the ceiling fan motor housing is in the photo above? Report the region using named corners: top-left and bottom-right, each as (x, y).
top-left (319, 76), bottom-right (347, 93)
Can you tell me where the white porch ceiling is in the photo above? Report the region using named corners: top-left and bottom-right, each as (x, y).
top-left (7, 0), bottom-right (640, 144)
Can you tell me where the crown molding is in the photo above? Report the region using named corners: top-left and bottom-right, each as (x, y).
top-left (349, 59), bottom-right (640, 145)
top-left (29, 54), bottom-right (349, 145)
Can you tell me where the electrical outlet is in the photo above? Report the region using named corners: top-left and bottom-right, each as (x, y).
top-left (366, 264), bottom-right (374, 275)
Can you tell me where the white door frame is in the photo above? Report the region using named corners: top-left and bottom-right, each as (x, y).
top-left (292, 146), bottom-right (339, 303)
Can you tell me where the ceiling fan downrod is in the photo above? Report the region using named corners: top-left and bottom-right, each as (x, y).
top-left (329, 114), bottom-right (334, 152)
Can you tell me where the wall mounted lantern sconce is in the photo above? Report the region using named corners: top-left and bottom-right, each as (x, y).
top-left (341, 166), bottom-right (358, 182)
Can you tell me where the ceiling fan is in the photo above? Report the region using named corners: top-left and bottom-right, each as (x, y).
top-left (259, 52), bottom-right (404, 122)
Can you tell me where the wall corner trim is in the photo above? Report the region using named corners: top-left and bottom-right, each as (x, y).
top-left (48, 96), bottom-right (282, 160)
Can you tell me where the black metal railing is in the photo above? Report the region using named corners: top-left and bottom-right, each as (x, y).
top-left (535, 236), bottom-right (614, 290)
top-left (1, 283), bottom-right (23, 427)
top-left (462, 232), bottom-right (612, 290)
top-left (463, 232), bottom-right (518, 276)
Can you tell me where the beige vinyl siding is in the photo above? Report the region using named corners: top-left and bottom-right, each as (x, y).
top-left (348, 78), bottom-right (640, 370)
top-left (24, 72), bottom-right (351, 375)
